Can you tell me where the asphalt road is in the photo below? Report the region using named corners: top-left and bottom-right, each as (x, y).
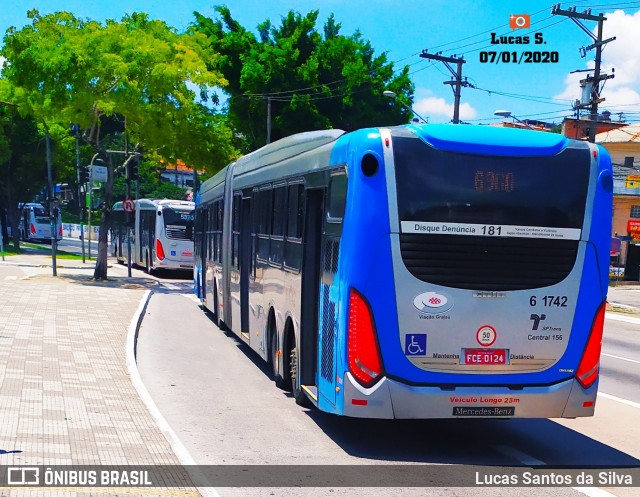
top-left (136, 286), bottom-right (640, 497)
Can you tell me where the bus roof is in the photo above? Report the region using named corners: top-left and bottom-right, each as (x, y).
top-left (198, 129), bottom-right (345, 201)
top-left (113, 198), bottom-right (194, 211)
top-left (405, 123), bottom-right (571, 156)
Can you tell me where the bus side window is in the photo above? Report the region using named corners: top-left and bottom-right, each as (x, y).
top-left (327, 172), bottom-right (347, 223)
top-left (270, 186), bottom-right (285, 266)
top-left (232, 194), bottom-right (241, 269)
top-left (257, 187), bottom-right (271, 262)
top-left (284, 183), bottom-right (304, 272)
top-left (251, 189), bottom-right (259, 277)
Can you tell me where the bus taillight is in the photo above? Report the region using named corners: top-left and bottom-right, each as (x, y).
top-left (30, 224), bottom-right (36, 235)
top-left (347, 289), bottom-right (383, 387)
top-left (156, 239), bottom-right (165, 261)
top-left (59, 225), bottom-right (63, 237)
top-left (576, 301), bottom-right (606, 389)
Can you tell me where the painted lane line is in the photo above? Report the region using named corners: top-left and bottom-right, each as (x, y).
top-left (126, 290), bottom-right (221, 497)
top-left (601, 353), bottom-right (640, 365)
top-left (161, 283), bottom-right (181, 290)
top-left (598, 392), bottom-right (640, 409)
top-left (493, 445), bottom-right (544, 466)
top-left (605, 313), bottom-right (640, 325)
top-left (493, 446), bottom-right (618, 497)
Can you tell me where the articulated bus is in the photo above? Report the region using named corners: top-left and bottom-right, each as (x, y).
top-left (112, 198), bottom-right (194, 273)
top-left (19, 202), bottom-right (63, 243)
top-left (193, 124), bottom-right (613, 419)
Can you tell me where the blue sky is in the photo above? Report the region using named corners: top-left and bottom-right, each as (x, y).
top-left (2, 0), bottom-right (640, 125)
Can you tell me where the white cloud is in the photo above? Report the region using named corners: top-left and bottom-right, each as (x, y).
top-left (413, 90), bottom-right (478, 123)
top-left (554, 9), bottom-right (640, 118)
top-left (598, 9), bottom-right (640, 89)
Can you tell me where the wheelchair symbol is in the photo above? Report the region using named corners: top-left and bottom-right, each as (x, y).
top-left (405, 334), bottom-right (427, 356)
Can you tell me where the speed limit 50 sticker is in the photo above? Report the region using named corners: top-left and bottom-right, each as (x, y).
top-left (476, 325), bottom-right (497, 347)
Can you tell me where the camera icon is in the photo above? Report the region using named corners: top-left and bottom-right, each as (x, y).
top-left (510, 14), bottom-right (531, 29)
top-left (7, 467), bottom-right (40, 485)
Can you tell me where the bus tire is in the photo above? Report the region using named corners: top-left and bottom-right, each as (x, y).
top-left (212, 281), bottom-right (219, 326)
top-left (290, 336), bottom-right (311, 408)
top-left (271, 320), bottom-right (289, 391)
top-left (145, 253), bottom-right (153, 275)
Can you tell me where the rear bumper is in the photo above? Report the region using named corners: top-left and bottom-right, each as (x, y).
top-left (342, 373), bottom-right (597, 419)
top-left (156, 258), bottom-right (193, 270)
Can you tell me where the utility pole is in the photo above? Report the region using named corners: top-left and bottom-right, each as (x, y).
top-left (419, 51), bottom-right (473, 124)
top-left (552, 4), bottom-right (615, 142)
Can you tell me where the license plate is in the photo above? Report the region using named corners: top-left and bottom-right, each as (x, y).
top-left (462, 348), bottom-right (508, 365)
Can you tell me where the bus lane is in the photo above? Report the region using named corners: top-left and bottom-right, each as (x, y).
top-left (136, 291), bottom-right (639, 497)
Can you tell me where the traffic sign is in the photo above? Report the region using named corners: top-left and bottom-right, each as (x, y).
top-left (123, 199), bottom-right (135, 213)
top-left (90, 165), bottom-right (108, 182)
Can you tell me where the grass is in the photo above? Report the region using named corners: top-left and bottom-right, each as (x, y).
top-left (3, 242), bottom-right (92, 261)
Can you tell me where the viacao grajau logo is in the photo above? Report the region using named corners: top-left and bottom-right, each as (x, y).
top-left (413, 291), bottom-right (453, 314)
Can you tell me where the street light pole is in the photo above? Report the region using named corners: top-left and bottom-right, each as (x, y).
top-left (45, 127), bottom-right (57, 277)
top-left (494, 110), bottom-right (535, 129)
top-left (383, 91), bottom-right (429, 123)
top-left (73, 124), bottom-right (86, 263)
top-left (125, 134), bottom-right (132, 277)
top-left (87, 153), bottom-right (99, 259)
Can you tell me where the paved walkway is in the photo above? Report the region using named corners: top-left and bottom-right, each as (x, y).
top-left (0, 250), bottom-right (200, 496)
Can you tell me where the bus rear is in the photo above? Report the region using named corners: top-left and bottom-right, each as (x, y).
top-left (20, 203), bottom-right (63, 242)
top-left (154, 201), bottom-right (195, 271)
top-left (335, 125), bottom-right (612, 419)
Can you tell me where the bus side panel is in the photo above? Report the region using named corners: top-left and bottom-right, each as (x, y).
top-left (221, 165), bottom-right (235, 329)
top-left (591, 146), bottom-right (613, 295)
top-left (330, 130), bottom-right (398, 416)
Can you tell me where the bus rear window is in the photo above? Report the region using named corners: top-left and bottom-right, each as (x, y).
top-left (392, 135), bottom-right (590, 230)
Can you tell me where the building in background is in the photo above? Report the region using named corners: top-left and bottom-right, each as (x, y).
top-left (595, 124), bottom-right (640, 280)
top-left (160, 159), bottom-right (200, 189)
top-left (562, 111), bottom-right (627, 140)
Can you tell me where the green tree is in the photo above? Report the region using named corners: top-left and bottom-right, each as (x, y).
top-left (193, 7), bottom-right (414, 150)
top-left (0, 102), bottom-right (48, 248)
top-left (1, 10), bottom-right (236, 279)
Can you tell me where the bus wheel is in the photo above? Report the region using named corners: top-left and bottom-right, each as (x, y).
top-left (290, 338), bottom-right (311, 408)
top-left (271, 325), bottom-right (289, 391)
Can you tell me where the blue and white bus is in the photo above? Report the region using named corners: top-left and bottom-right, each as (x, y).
top-left (18, 202), bottom-right (63, 243)
top-left (194, 124), bottom-right (613, 419)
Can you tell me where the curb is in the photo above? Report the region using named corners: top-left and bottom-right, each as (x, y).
top-left (0, 260), bottom-right (110, 270)
top-left (126, 290), bottom-right (220, 497)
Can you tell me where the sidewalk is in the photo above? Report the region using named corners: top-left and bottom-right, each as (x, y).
top-left (0, 251), bottom-right (201, 496)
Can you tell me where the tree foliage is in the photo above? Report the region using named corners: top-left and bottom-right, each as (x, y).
top-left (192, 7), bottom-right (414, 150)
top-left (1, 10), bottom-right (236, 278)
top-left (0, 102), bottom-right (47, 247)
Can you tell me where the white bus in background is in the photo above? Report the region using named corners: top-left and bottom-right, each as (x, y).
top-left (112, 198), bottom-right (194, 273)
top-left (18, 202), bottom-right (62, 243)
